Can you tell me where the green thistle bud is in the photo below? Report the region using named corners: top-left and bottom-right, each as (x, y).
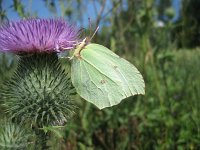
top-left (0, 120), bottom-right (32, 150)
top-left (2, 53), bottom-right (76, 128)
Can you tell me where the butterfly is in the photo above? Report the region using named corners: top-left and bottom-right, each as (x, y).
top-left (65, 25), bottom-right (145, 109)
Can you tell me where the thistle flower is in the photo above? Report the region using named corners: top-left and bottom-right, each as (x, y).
top-left (1, 18), bottom-right (79, 149)
top-left (1, 19), bottom-right (78, 127)
top-left (0, 18), bottom-right (80, 53)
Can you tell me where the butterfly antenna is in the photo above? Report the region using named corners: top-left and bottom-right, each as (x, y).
top-left (88, 17), bottom-right (92, 37)
top-left (90, 26), bottom-right (99, 41)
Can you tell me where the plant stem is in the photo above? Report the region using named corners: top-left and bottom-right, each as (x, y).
top-left (34, 128), bottom-right (49, 150)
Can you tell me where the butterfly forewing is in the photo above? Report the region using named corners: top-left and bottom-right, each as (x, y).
top-left (71, 43), bottom-right (145, 109)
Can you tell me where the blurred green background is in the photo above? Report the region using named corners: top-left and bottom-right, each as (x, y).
top-left (0, 0), bottom-right (200, 149)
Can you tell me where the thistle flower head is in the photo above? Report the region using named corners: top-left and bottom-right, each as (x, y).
top-left (0, 18), bottom-right (81, 53)
top-left (2, 53), bottom-right (76, 128)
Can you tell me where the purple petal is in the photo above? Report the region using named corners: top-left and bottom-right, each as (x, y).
top-left (0, 18), bottom-right (81, 53)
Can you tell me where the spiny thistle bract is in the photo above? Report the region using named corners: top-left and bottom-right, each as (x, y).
top-left (0, 53), bottom-right (17, 115)
top-left (0, 120), bottom-right (32, 150)
top-left (2, 53), bottom-right (76, 128)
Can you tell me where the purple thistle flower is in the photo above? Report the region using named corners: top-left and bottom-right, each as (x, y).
top-left (0, 18), bottom-right (81, 53)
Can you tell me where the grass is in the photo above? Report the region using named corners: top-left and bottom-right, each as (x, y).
top-left (0, 48), bottom-right (199, 149)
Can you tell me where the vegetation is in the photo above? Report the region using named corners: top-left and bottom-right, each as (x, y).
top-left (0, 0), bottom-right (200, 149)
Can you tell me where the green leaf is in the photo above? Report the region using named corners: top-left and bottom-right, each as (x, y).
top-left (71, 43), bottom-right (145, 109)
top-left (40, 126), bottom-right (64, 138)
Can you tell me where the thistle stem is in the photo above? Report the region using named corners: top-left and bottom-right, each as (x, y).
top-left (34, 128), bottom-right (49, 150)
